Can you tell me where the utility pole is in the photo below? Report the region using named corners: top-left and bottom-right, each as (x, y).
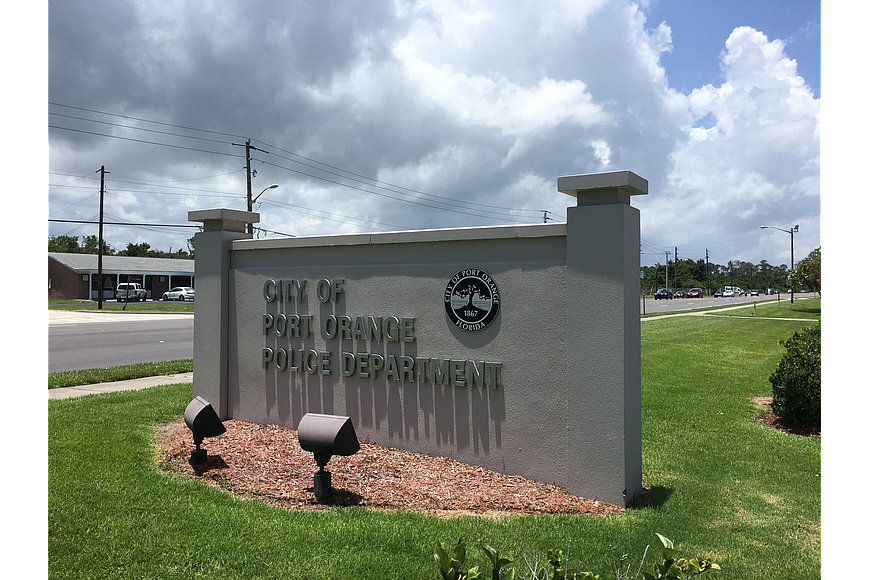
top-left (541, 210), bottom-right (551, 223)
top-left (674, 247), bottom-right (678, 290)
top-left (232, 139), bottom-right (270, 234)
top-left (705, 249), bottom-right (710, 295)
top-left (244, 139), bottom-right (253, 233)
top-left (664, 250), bottom-right (670, 289)
top-left (97, 165), bottom-right (108, 310)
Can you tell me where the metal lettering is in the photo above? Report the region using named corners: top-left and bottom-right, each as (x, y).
top-left (370, 353), bottom-right (385, 378)
top-left (383, 316), bottom-right (400, 342)
top-left (467, 360), bottom-right (483, 388)
top-left (450, 359), bottom-right (466, 387)
top-left (341, 352), bottom-right (355, 376)
top-left (485, 362), bottom-right (502, 388)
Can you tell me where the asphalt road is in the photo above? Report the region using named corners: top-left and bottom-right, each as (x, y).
top-left (48, 311), bottom-right (194, 373)
top-left (640, 292), bottom-right (789, 315)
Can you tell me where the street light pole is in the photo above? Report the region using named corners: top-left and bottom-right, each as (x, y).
top-left (249, 183), bottom-right (279, 238)
top-left (760, 224), bottom-right (799, 303)
top-left (252, 183), bottom-right (279, 205)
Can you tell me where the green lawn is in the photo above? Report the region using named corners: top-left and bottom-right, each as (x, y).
top-left (706, 296), bottom-right (821, 320)
top-left (49, 300), bottom-right (194, 313)
top-left (48, 360), bottom-right (193, 389)
top-left (47, 307), bottom-right (821, 579)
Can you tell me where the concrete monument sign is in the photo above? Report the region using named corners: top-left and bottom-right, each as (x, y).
top-left (189, 170), bottom-right (645, 506)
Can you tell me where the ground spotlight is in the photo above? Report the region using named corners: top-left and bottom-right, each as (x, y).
top-left (183, 396), bottom-right (226, 465)
top-left (297, 413), bottom-right (360, 501)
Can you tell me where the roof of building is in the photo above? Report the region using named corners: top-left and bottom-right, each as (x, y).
top-left (49, 253), bottom-right (195, 275)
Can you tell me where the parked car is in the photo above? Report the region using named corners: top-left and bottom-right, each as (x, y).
top-left (674, 290), bottom-right (687, 299)
top-left (714, 289), bottom-right (724, 297)
top-left (162, 287), bottom-right (195, 301)
top-left (687, 288), bottom-right (703, 298)
top-left (654, 288), bottom-right (674, 300)
top-left (722, 289), bottom-right (735, 298)
top-left (749, 289), bottom-right (759, 296)
top-left (115, 282), bottom-right (147, 302)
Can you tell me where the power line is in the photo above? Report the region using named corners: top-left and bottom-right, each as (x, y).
top-left (49, 102), bottom-right (247, 141)
top-left (51, 122), bottom-right (539, 224)
top-left (49, 103), bottom-right (545, 223)
top-left (253, 137), bottom-right (541, 216)
top-left (49, 111), bottom-right (232, 147)
top-left (48, 124), bottom-right (240, 159)
top-left (258, 158), bottom-right (533, 224)
top-left (257, 198), bottom-right (403, 232)
top-left (50, 102), bottom-right (541, 217)
top-left (49, 218), bottom-right (199, 229)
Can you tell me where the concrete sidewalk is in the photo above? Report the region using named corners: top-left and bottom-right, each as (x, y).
top-left (49, 372), bottom-right (193, 400)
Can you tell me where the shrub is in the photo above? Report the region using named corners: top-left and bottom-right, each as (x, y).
top-left (769, 324), bottom-right (821, 430)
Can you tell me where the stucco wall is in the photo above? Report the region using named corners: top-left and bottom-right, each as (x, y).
top-left (191, 171), bottom-right (645, 506)
top-left (226, 225), bottom-right (570, 489)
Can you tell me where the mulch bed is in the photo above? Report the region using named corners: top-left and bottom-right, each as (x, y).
top-left (157, 419), bottom-right (627, 517)
top-left (156, 399), bottom-right (814, 517)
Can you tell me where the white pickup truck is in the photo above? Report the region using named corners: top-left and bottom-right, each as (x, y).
top-left (115, 283), bottom-right (148, 302)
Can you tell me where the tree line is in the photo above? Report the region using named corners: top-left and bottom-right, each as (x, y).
top-left (48, 235), bottom-right (195, 260)
top-left (643, 248), bottom-right (820, 294)
top-left (48, 234), bottom-right (820, 294)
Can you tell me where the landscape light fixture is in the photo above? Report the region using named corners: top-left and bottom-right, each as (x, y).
top-left (183, 396), bottom-right (227, 465)
top-left (760, 224), bottom-right (799, 303)
top-left (297, 413), bottom-right (360, 502)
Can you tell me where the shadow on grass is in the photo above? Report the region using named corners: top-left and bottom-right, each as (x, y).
top-left (631, 485), bottom-right (674, 510)
top-left (647, 485), bottom-right (674, 508)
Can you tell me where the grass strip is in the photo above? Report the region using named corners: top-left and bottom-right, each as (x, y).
top-left (48, 315), bottom-right (820, 579)
top-left (705, 296), bottom-right (821, 319)
top-left (49, 360), bottom-right (193, 389)
top-left (49, 301), bottom-right (195, 313)
top-left (640, 296), bottom-right (785, 318)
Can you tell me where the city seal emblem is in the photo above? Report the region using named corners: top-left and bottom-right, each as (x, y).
top-left (444, 269), bottom-right (500, 331)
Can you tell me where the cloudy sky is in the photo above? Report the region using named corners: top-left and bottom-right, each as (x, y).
top-left (45, 0), bottom-right (822, 268)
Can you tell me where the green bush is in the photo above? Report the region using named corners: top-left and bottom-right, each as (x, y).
top-left (769, 324), bottom-right (821, 430)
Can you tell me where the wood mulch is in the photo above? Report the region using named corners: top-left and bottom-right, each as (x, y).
top-left (751, 396), bottom-right (821, 438)
top-left (156, 399), bottom-right (815, 517)
top-left (157, 419), bottom-right (628, 517)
